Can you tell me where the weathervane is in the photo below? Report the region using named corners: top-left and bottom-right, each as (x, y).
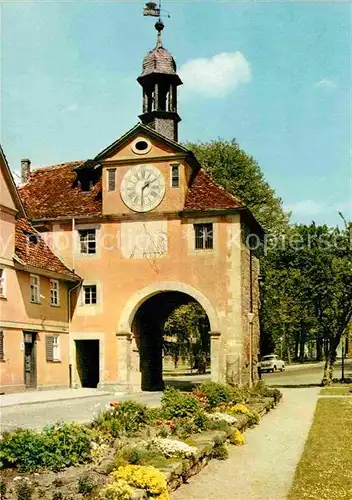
top-left (143, 1), bottom-right (170, 22)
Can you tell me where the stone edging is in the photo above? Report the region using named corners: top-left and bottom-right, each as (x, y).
top-left (133, 397), bottom-right (277, 499)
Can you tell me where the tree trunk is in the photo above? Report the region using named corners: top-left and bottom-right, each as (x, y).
top-left (299, 334), bottom-right (305, 363)
top-left (316, 336), bottom-right (323, 361)
top-left (322, 337), bottom-right (340, 386)
top-left (294, 333), bottom-right (299, 361)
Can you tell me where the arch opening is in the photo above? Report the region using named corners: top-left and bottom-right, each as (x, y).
top-left (131, 291), bottom-right (211, 391)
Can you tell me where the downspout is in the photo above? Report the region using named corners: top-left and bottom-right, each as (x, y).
top-left (72, 217), bottom-right (75, 272)
top-left (68, 279), bottom-right (82, 388)
top-left (68, 217), bottom-right (80, 388)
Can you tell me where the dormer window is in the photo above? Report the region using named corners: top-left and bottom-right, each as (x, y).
top-left (26, 233), bottom-right (40, 244)
top-left (80, 178), bottom-right (93, 192)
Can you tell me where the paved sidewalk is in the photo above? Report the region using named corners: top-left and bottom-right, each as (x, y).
top-left (0, 388), bottom-right (116, 407)
top-left (171, 388), bottom-right (320, 500)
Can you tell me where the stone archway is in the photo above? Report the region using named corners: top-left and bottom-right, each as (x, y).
top-left (116, 282), bottom-right (221, 392)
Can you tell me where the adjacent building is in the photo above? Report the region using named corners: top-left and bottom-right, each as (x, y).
top-left (0, 148), bottom-right (80, 393)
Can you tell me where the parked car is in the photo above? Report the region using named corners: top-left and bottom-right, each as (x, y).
top-left (258, 354), bottom-right (285, 373)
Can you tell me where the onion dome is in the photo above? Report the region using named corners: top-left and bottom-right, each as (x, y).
top-left (140, 20), bottom-right (177, 77)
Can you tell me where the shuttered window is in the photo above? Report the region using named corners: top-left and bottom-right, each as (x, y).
top-left (0, 331), bottom-right (4, 360)
top-left (46, 335), bottom-right (60, 361)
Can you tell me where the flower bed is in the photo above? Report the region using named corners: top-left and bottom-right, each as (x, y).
top-left (0, 382), bottom-right (281, 499)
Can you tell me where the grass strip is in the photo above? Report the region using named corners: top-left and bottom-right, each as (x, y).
top-left (288, 398), bottom-right (352, 499)
top-left (320, 386), bottom-right (352, 396)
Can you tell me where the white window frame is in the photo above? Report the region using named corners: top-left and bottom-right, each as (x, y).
top-left (170, 164), bottom-right (180, 188)
top-left (30, 274), bottom-right (41, 304)
top-left (0, 268), bottom-right (6, 298)
top-left (50, 279), bottom-right (60, 307)
top-left (78, 228), bottom-right (97, 255)
top-left (194, 223), bottom-right (214, 250)
top-left (82, 284), bottom-right (98, 305)
top-left (107, 168), bottom-right (116, 192)
top-left (53, 335), bottom-right (60, 361)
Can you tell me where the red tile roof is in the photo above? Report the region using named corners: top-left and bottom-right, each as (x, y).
top-left (19, 161), bottom-right (243, 219)
top-left (184, 169), bottom-right (243, 211)
top-left (15, 218), bottom-right (79, 280)
top-left (19, 161), bottom-right (102, 220)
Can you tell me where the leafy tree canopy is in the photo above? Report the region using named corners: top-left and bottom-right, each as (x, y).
top-left (184, 138), bottom-right (290, 235)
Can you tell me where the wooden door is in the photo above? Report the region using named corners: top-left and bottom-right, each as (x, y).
top-left (24, 333), bottom-right (37, 388)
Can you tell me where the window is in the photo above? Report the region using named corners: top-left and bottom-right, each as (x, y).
top-left (0, 331), bottom-right (4, 361)
top-left (171, 164), bottom-right (180, 188)
top-left (0, 268), bottom-right (6, 298)
top-left (83, 284), bottom-right (97, 305)
top-left (46, 335), bottom-right (60, 361)
top-left (194, 223), bottom-right (213, 250)
top-left (50, 279), bottom-right (60, 306)
top-left (107, 169), bottom-right (116, 192)
top-left (79, 229), bottom-right (96, 254)
top-left (30, 275), bottom-right (40, 303)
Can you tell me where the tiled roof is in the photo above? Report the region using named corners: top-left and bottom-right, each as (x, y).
top-left (19, 161), bottom-right (243, 219)
top-left (141, 46), bottom-right (177, 77)
top-left (15, 218), bottom-right (79, 280)
top-left (184, 169), bottom-right (244, 211)
top-left (19, 161), bottom-right (102, 220)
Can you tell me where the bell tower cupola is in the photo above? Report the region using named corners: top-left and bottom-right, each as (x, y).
top-left (137, 19), bottom-right (182, 142)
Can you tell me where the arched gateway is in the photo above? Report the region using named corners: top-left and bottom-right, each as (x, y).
top-left (116, 282), bottom-right (221, 392)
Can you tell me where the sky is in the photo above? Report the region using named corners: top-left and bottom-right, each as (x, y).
top-left (1, 0), bottom-right (350, 227)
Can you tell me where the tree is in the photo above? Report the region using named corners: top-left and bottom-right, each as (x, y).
top-left (261, 223), bottom-right (352, 384)
top-left (185, 138), bottom-right (290, 235)
top-left (163, 302), bottom-right (210, 374)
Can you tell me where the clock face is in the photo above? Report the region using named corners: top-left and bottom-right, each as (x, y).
top-left (120, 164), bottom-right (165, 212)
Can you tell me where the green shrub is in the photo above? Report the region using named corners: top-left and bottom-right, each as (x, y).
top-left (0, 423), bottom-right (95, 471)
top-left (211, 437), bottom-right (229, 460)
top-left (251, 381), bottom-right (282, 403)
top-left (161, 387), bottom-right (202, 419)
top-left (52, 493), bottom-right (63, 500)
top-left (53, 478), bottom-right (64, 487)
top-left (197, 382), bottom-right (232, 408)
top-left (77, 473), bottom-right (97, 495)
top-left (205, 418), bottom-right (231, 433)
top-left (14, 478), bottom-right (34, 500)
top-left (115, 444), bottom-right (169, 469)
top-left (146, 407), bottom-right (166, 424)
top-left (0, 480), bottom-right (7, 498)
top-left (92, 401), bottom-right (147, 437)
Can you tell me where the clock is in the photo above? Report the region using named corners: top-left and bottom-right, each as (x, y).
top-left (120, 164), bottom-right (165, 212)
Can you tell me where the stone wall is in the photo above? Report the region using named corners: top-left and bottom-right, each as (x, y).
top-left (240, 224), bottom-right (260, 385)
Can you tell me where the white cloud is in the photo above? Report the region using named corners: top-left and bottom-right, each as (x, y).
top-left (179, 52), bottom-right (251, 98)
top-left (61, 104), bottom-right (78, 113)
top-left (287, 200), bottom-right (351, 218)
top-left (287, 200), bottom-right (327, 216)
top-left (314, 79), bottom-right (338, 90)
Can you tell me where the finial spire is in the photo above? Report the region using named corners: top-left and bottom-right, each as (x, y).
top-left (155, 19), bottom-right (164, 48)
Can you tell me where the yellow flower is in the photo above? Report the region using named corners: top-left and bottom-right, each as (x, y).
top-left (230, 428), bottom-right (245, 446)
top-left (112, 465), bottom-right (169, 500)
top-left (99, 479), bottom-right (133, 500)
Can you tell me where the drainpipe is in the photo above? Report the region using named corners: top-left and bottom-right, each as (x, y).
top-left (68, 280), bottom-right (82, 388)
top-left (72, 218), bottom-right (76, 272)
